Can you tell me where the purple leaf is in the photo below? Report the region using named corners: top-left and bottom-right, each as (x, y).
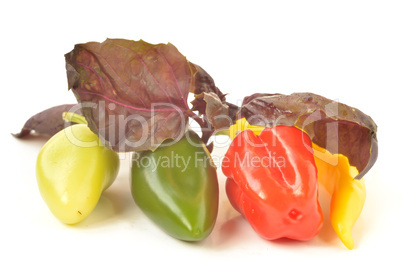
top-left (191, 92), bottom-right (239, 131)
top-left (13, 104), bottom-right (78, 139)
top-left (65, 39), bottom-right (198, 152)
top-left (189, 63), bottom-right (240, 131)
top-left (240, 92), bottom-right (378, 179)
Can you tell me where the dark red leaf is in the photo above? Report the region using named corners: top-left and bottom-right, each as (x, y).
top-left (240, 92), bottom-right (378, 179)
top-left (189, 63), bottom-right (227, 101)
top-left (13, 104), bottom-right (78, 139)
top-left (191, 92), bottom-right (239, 131)
top-left (65, 39), bottom-right (197, 152)
top-left (189, 63), bottom-right (240, 131)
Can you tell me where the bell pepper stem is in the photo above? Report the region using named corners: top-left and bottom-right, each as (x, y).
top-left (313, 143), bottom-right (366, 250)
top-left (62, 112), bottom-right (88, 125)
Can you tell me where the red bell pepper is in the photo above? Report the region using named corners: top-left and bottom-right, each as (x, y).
top-left (222, 126), bottom-right (323, 241)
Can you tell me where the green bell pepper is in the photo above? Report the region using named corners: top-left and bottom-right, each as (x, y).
top-left (130, 130), bottom-right (219, 241)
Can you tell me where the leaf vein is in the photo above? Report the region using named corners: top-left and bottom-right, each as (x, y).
top-left (92, 52), bottom-right (146, 107)
top-left (113, 43), bottom-right (173, 104)
top-left (155, 48), bottom-right (188, 109)
top-left (75, 90), bottom-right (184, 113)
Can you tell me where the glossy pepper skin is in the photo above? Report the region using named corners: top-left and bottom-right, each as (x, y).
top-left (36, 124), bottom-right (120, 224)
top-left (130, 130), bottom-right (219, 241)
top-left (313, 144), bottom-right (366, 249)
top-left (222, 126), bottom-right (323, 240)
top-left (229, 118), bottom-right (367, 248)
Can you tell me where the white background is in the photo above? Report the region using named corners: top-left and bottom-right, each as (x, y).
top-left (1, 0), bottom-right (401, 266)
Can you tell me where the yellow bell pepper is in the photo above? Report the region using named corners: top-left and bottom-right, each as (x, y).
top-left (36, 112), bottom-right (120, 224)
top-left (229, 118), bottom-right (366, 249)
top-left (313, 144), bottom-right (366, 250)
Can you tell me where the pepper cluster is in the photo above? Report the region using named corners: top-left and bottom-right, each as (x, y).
top-left (15, 39), bottom-right (378, 250)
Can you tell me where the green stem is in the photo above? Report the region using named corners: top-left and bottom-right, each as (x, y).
top-left (62, 112), bottom-right (88, 125)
